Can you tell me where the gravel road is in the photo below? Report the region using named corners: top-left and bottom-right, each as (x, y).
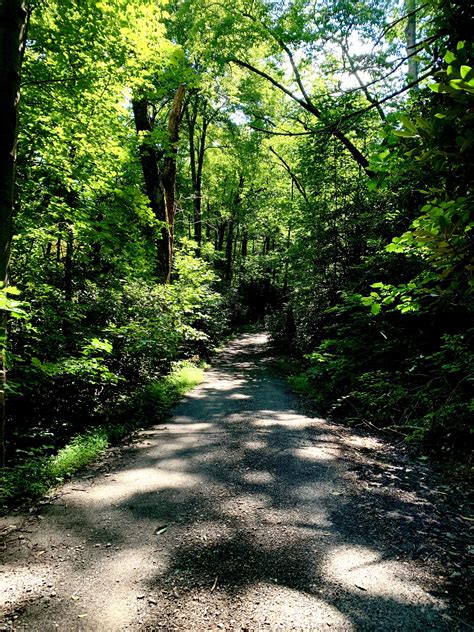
top-left (1, 333), bottom-right (468, 631)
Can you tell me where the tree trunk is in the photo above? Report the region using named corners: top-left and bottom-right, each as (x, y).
top-left (187, 95), bottom-right (209, 255)
top-left (224, 175), bottom-right (244, 282)
top-left (161, 83), bottom-right (186, 283)
top-left (64, 226), bottom-right (74, 304)
top-left (217, 221), bottom-right (226, 251)
top-left (241, 232), bottom-right (248, 258)
top-left (0, 0), bottom-right (28, 466)
top-left (224, 218), bottom-right (234, 282)
top-left (405, 0), bottom-right (418, 85)
top-left (132, 98), bottom-right (168, 280)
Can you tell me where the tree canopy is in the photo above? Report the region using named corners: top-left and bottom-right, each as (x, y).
top-left (0, 0), bottom-right (472, 486)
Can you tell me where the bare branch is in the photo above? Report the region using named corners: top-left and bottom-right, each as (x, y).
top-left (231, 57), bottom-right (370, 172)
top-left (341, 39), bottom-right (386, 121)
top-left (373, 1), bottom-right (430, 50)
top-left (335, 65), bottom-right (435, 127)
top-left (250, 125), bottom-right (313, 136)
top-left (269, 147), bottom-right (309, 204)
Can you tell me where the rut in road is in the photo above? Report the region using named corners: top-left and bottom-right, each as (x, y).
top-left (1, 333), bottom-right (457, 630)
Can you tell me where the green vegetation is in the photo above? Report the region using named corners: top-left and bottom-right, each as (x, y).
top-left (0, 0), bottom-right (472, 507)
top-left (0, 361), bottom-right (204, 506)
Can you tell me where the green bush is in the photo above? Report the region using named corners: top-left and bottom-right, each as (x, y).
top-left (1, 361), bottom-right (205, 507)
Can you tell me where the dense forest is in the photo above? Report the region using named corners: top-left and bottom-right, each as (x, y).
top-left (0, 0), bottom-right (472, 503)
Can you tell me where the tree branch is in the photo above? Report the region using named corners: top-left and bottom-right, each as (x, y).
top-left (241, 11), bottom-right (315, 108)
top-left (250, 125), bottom-right (313, 136)
top-left (231, 57), bottom-right (310, 112)
top-left (231, 57), bottom-right (370, 172)
top-left (335, 65), bottom-right (435, 126)
top-left (341, 39), bottom-right (386, 121)
top-left (372, 1), bottom-right (430, 50)
top-left (269, 146), bottom-right (309, 204)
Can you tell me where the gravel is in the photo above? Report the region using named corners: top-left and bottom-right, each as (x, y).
top-left (1, 333), bottom-right (471, 631)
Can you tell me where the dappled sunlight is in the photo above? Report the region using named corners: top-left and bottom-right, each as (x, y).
top-left (242, 470), bottom-right (274, 485)
top-left (1, 566), bottom-right (48, 613)
top-left (84, 467), bottom-right (205, 503)
top-left (293, 445), bottom-right (339, 462)
top-left (243, 439), bottom-right (267, 451)
top-left (340, 433), bottom-right (384, 451)
top-left (323, 545), bottom-right (439, 604)
top-left (2, 334), bottom-right (454, 630)
top-left (297, 482), bottom-right (339, 503)
top-left (221, 494), bottom-right (270, 517)
top-left (252, 410), bottom-right (314, 429)
top-left (240, 583), bottom-right (354, 629)
top-left (228, 392), bottom-right (252, 400)
top-left (158, 421), bottom-right (216, 433)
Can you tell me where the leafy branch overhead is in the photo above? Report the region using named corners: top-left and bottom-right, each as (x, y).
top-left (0, 0), bottom-right (472, 481)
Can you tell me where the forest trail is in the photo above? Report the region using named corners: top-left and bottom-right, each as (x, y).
top-left (0, 334), bottom-right (465, 631)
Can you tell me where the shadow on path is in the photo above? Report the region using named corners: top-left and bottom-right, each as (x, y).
top-left (1, 333), bottom-right (466, 631)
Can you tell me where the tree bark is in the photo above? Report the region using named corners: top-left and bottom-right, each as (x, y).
top-left (224, 218), bottom-right (234, 282)
top-left (133, 85), bottom-right (186, 282)
top-left (132, 98), bottom-right (168, 280)
top-left (161, 83), bottom-right (186, 283)
top-left (405, 0), bottom-right (418, 85)
top-left (194, 117), bottom-right (208, 252)
top-left (0, 0), bottom-right (28, 465)
top-left (225, 175), bottom-right (244, 282)
top-left (186, 94), bottom-right (209, 254)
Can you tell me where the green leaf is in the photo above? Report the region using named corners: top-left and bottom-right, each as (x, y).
top-left (394, 130), bottom-right (418, 138)
top-left (371, 303), bottom-right (381, 316)
top-left (444, 50), bottom-right (456, 64)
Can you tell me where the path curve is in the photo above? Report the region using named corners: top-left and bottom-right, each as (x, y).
top-left (1, 334), bottom-right (460, 630)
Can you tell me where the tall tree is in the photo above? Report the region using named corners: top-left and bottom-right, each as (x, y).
top-left (405, 0), bottom-right (419, 84)
top-left (133, 83), bottom-right (186, 282)
top-left (186, 93), bottom-right (210, 252)
top-left (0, 0), bottom-right (28, 465)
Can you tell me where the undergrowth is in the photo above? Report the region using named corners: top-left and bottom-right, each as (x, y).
top-left (0, 361), bottom-right (204, 508)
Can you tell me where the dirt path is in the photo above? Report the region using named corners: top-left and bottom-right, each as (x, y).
top-left (1, 333), bottom-right (471, 631)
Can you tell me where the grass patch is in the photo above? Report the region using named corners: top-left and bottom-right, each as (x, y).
top-left (287, 373), bottom-right (313, 396)
top-left (271, 356), bottom-right (316, 399)
top-left (49, 430), bottom-right (108, 479)
top-left (0, 429), bottom-right (109, 507)
top-left (133, 361), bottom-right (204, 418)
top-left (1, 361), bottom-right (205, 509)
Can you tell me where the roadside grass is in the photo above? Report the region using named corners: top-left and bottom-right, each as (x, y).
top-left (0, 361), bottom-right (205, 508)
top-left (272, 355), bottom-right (315, 398)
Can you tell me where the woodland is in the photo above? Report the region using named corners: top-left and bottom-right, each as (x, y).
top-left (0, 0), bottom-right (472, 504)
